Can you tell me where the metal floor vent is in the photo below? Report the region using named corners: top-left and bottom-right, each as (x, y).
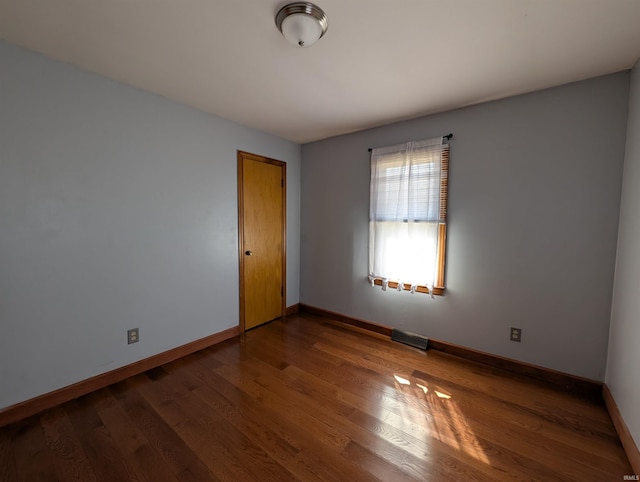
top-left (391, 329), bottom-right (429, 351)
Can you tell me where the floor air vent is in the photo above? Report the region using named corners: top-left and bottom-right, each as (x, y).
top-left (391, 329), bottom-right (429, 350)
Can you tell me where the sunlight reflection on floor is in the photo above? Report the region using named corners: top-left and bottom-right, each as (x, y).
top-left (393, 374), bottom-right (411, 385)
top-left (392, 373), bottom-right (490, 464)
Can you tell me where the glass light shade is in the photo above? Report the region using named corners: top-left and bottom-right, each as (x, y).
top-left (275, 3), bottom-right (328, 48)
top-left (281, 13), bottom-right (323, 47)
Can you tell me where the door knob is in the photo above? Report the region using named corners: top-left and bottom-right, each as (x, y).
top-left (245, 250), bottom-right (253, 256)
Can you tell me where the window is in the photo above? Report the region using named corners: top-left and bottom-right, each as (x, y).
top-left (369, 137), bottom-right (449, 295)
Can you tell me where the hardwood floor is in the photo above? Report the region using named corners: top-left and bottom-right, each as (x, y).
top-left (0, 313), bottom-right (633, 481)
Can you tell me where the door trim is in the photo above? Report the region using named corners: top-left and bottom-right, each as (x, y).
top-left (237, 151), bottom-right (287, 332)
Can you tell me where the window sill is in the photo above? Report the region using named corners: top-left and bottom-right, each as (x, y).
top-left (371, 278), bottom-right (445, 296)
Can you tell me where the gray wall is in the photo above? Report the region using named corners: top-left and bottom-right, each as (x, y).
top-left (301, 72), bottom-right (629, 381)
top-left (607, 60), bottom-right (640, 449)
top-left (0, 40), bottom-right (300, 410)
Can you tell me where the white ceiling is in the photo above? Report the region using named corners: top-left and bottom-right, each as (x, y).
top-left (1, 1), bottom-right (640, 144)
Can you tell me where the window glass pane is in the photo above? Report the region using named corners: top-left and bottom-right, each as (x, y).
top-left (370, 221), bottom-right (439, 283)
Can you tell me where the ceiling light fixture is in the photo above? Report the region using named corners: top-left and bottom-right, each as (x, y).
top-left (275, 2), bottom-right (328, 48)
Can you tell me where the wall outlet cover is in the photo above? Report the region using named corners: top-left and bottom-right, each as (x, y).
top-left (510, 327), bottom-right (522, 343)
top-left (127, 328), bottom-right (139, 344)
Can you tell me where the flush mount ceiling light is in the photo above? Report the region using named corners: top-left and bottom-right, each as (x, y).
top-left (275, 2), bottom-right (328, 48)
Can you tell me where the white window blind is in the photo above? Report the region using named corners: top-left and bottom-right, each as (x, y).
top-left (369, 137), bottom-right (448, 295)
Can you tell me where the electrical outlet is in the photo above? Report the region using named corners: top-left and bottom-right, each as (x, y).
top-left (510, 327), bottom-right (522, 343)
top-left (127, 328), bottom-right (139, 344)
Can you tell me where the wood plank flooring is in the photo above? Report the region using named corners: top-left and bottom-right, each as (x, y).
top-left (0, 313), bottom-right (633, 481)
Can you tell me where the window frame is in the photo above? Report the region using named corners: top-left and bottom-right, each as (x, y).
top-left (370, 144), bottom-right (449, 296)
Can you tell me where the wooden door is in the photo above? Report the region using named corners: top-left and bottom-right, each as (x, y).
top-left (238, 151), bottom-right (286, 331)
